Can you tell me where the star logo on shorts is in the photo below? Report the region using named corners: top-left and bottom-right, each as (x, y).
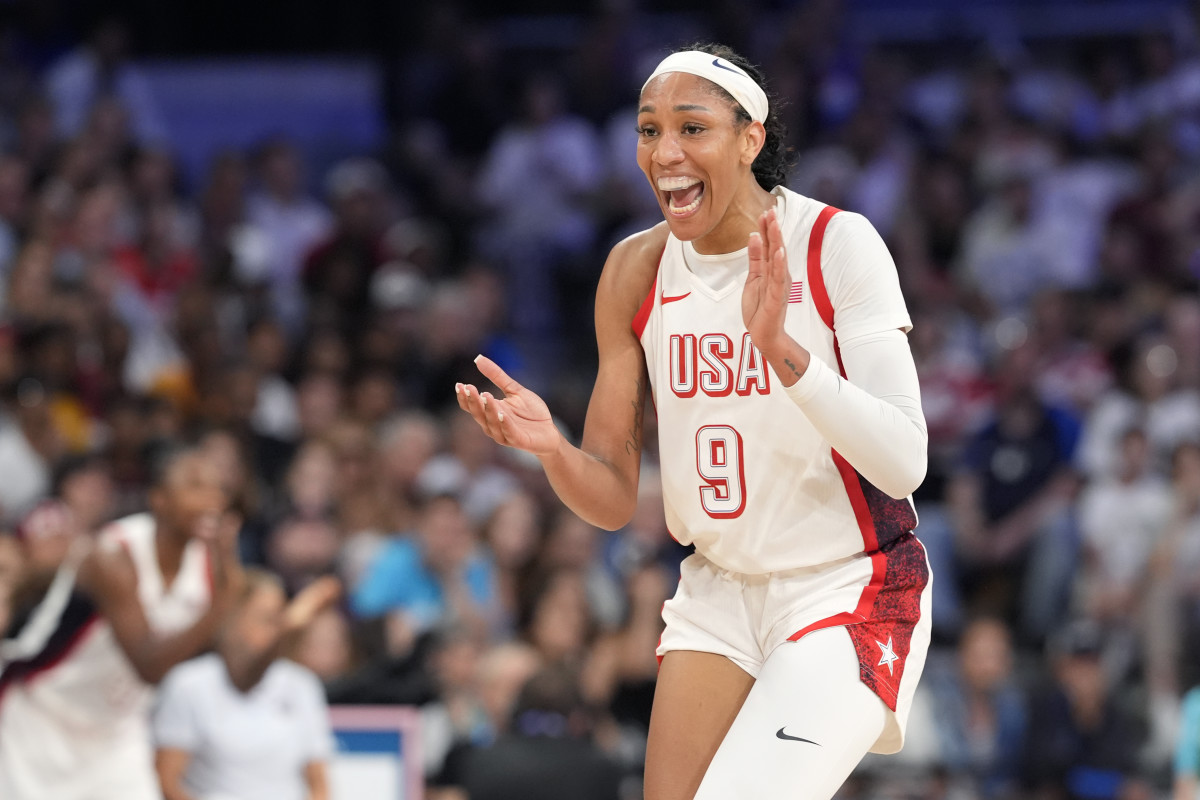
top-left (876, 636), bottom-right (899, 675)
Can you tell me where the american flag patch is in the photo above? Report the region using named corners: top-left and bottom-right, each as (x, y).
top-left (788, 281), bottom-right (804, 304)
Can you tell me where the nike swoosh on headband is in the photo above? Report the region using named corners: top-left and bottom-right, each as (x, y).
top-left (712, 58), bottom-right (743, 75)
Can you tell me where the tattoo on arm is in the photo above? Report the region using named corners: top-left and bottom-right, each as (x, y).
top-left (783, 357), bottom-right (804, 381)
top-left (624, 376), bottom-right (647, 455)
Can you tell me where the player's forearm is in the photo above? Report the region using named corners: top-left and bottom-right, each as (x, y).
top-left (538, 438), bottom-right (638, 530)
top-left (131, 608), bottom-right (223, 684)
top-left (766, 332), bottom-right (927, 499)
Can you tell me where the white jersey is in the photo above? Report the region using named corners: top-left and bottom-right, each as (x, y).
top-left (0, 513), bottom-right (212, 800)
top-left (635, 187), bottom-right (916, 574)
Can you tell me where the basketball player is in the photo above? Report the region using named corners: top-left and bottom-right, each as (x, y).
top-left (0, 446), bottom-right (244, 800)
top-left (457, 42), bottom-right (930, 799)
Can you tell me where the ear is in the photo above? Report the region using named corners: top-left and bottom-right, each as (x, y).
top-left (740, 120), bottom-right (766, 167)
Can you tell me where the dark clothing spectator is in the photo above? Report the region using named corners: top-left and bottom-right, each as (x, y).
top-left (458, 735), bottom-right (622, 800)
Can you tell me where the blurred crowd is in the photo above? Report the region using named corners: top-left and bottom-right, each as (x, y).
top-left (3, 2), bottom-right (1200, 799)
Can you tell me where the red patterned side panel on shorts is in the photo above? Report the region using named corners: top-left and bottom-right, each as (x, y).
top-left (844, 532), bottom-right (928, 711)
top-left (856, 473), bottom-right (917, 551)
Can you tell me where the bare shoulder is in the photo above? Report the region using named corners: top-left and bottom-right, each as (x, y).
top-left (597, 222), bottom-right (669, 321)
top-left (77, 538), bottom-right (134, 600)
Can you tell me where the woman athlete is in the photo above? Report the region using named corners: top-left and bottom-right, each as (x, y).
top-left (456, 42), bottom-right (931, 800)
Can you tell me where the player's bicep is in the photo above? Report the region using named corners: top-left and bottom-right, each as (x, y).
top-left (579, 243), bottom-right (653, 473)
top-left (82, 549), bottom-right (154, 671)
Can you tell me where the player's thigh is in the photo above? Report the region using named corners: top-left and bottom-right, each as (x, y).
top-left (694, 626), bottom-right (887, 800)
top-left (644, 650), bottom-right (756, 800)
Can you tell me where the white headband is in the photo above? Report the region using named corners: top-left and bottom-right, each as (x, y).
top-left (641, 51), bottom-right (769, 124)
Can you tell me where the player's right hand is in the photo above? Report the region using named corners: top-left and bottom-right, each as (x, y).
top-left (456, 355), bottom-right (563, 457)
top-left (284, 575), bottom-right (341, 633)
top-left (207, 512), bottom-right (245, 607)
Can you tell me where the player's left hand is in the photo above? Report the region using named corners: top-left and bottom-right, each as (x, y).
top-left (742, 207), bottom-right (790, 356)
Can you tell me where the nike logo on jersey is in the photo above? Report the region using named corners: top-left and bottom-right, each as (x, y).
top-left (661, 291), bottom-right (691, 305)
top-left (776, 728), bottom-right (820, 745)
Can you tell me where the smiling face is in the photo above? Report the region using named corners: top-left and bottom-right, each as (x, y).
top-left (637, 72), bottom-right (767, 253)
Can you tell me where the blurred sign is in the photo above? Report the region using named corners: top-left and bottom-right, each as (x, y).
top-left (329, 705), bottom-right (423, 800)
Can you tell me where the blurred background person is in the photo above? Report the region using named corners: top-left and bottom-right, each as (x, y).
top-left (452, 664), bottom-right (623, 800)
top-left (0, 446), bottom-right (242, 800)
top-left (153, 570), bottom-right (340, 800)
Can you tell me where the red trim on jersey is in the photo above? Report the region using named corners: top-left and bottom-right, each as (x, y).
top-left (0, 613), bottom-right (101, 706)
top-left (632, 274), bottom-right (658, 339)
top-left (833, 451), bottom-right (880, 551)
top-left (788, 201), bottom-right (886, 637)
top-left (805, 205), bottom-right (840, 332)
top-left (26, 615), bottom-right (100, 687)
top-left (631, 244), bottom-right (668, 339)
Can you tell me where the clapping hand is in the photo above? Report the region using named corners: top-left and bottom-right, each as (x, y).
top-left (742, 207), bottom-right (791, 356)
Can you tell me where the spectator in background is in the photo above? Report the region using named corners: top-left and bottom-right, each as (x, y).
top-left (540, 507), bottom-right (624, 632)
top-left (293, 370), bottom-right (345, 442)
top-left (419, 411), bottom-right (519, 525)
top-left (0, 379), bottom-right (56, 525)
top-left (1023, 620), bottom-right (1149, 800)
top-left (352, 492), bottom-right (496, 653)
top-left (519, 567), bottom-right (597, 670)
top-left (925, 617), bottom-right (1027, 798)
top-left (422, 628), bottom-right (490, 778)
top-left (50, 453), bottom-right (115, 533)
top-left (583, 562), bottom-right (671, 766)
top-left (956, 150), bottom-right (1058, 318)
top-left (126, 147), bottom-right (199, 253)
top-left (245, 138), bottom-right (332, 333)
top-left (454, 665), bottom-right (623, 800)
top-left (475, 71), bottom-right (604, 351)
top-left (1078, 335), bottom-right (1200, 481)
top-left (303, 157), bottom-right (392, 330)
top-left (1029, 290), bottom-right (1113, 416)
top-left (0, 155), bottom-right (31, 279)
top-left (1075, 428), bottom-right (1172, 670)
top-left (482, 490), bottom-right (543, 636)
top-left (290, 604), bottom-right (355, 686)
top-left (265, 515), bottom-right (340, 595)
top-left (376, 410), bottom-right (442, 533)
top-left (246, 316), bottom-right (300, 441)
top-left (948, 341), bottom-right (1082, 643)
top-left (1144, 443), bottom-right (1200, 701)
top-left (43, 17), bottom-right (167, 145)
top-left (1174, 682), bottom-right (1200, 800)
top-left (153, 570), bottom-right (339, 800)
top-left (908, 306), bottom-right (991, 640)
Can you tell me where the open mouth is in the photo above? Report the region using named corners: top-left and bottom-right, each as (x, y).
top-left (657, 176), bottom-right (705, 218)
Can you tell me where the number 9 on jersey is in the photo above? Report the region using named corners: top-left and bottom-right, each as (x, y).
top-left (696, 425), bottom-right (747, 519)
